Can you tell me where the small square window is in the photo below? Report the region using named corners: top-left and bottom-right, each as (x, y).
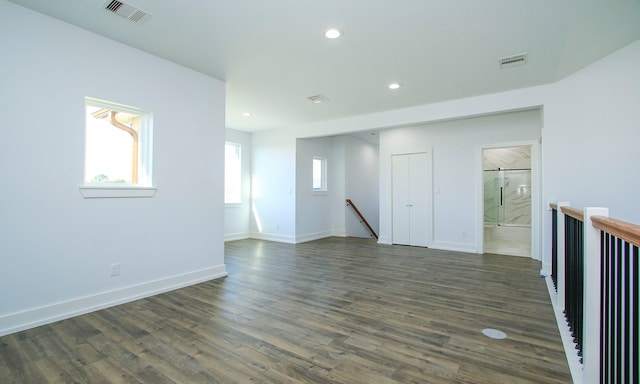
top-left (84, 97), bottom-right (153, 187)
top-left (80, 97), bottom-right (155, 198)
top-left (312, 157), bottom-right (327, 192)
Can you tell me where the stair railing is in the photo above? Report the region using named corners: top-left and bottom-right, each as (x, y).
top-left (346, 199), bottom-right (378, 240)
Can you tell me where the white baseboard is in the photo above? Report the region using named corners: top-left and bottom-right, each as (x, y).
top-left (295, 230), bottom-right (334, 244)
top-left (540, 262), bottom-right (551, 277)
top-left (224, 232), bottom-right (250, 242)
top-left (0, 265), bottom-right (228, 337)
top-left (249, 232), bottom-right (297, 244)
top-left (429, 241), bottom-right (479, 254)
top-left (377, 235), bottom-right (392, 245)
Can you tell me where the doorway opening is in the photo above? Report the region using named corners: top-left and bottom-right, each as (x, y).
top-left (482, 146), bottom-right (531, 257)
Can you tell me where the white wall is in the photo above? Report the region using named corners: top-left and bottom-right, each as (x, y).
top-left (0, 2), bottom-right (227, 336)
top-left (344, 136), bottom-right (380, 238)
top-left (330, 137), bottom-right (347, 237)
top-left (225, 128), bottom-right (252, 241)
top-left (379, 110), bottom-right (541, 251)
top-left (251, 132), bottom-right (379, 243)
top-left (250, 129), bottom-right (297, 242)
top-left (543, 40), bottom-right (640, 221)
top-left (295, 136), bottom-right (336, 242)
top-left (540, 38), bottom-right (640, 270)
top-left (244, 39), bottom-right (640, 273)
top-left (294, 135), bottom-right (380, 241)
top-left (289, 39), bottom-right (640, 270)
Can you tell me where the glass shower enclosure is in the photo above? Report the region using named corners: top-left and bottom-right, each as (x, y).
top-left (483, 168), bottom-right (531, 227)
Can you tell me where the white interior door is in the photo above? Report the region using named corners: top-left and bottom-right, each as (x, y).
top-left (409, 153), bottom-right (429, 247)
top-left (392, 155), bottom-right (411, 245)
top-left (392, 153), bottom-right (431, 247)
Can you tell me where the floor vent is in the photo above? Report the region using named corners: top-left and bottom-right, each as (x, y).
top-left (103, 0), bottom-right (151, 24)
top-left (482, 328), bottom-right (508, 339)
top-left (499, 53), bottom-right (527, 69)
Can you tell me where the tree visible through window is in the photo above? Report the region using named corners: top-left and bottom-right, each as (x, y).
top-left (84, 97), bottom-right (153, 186)
top-left (225, 142), bottom-right (242, 203)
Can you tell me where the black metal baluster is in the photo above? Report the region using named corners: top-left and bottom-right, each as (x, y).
top-left (616, 238), bottom-right (623, 383)
top-left (577, 219), bottom-right (584, 356)
top-left (623, 242), bottom-right (630, 383)
top-left (633, 245), bottom-right (639, 384)
top-left (552, 208), bottom-right (558, 290)
top-left (600, 231), bottom-right (608, 383)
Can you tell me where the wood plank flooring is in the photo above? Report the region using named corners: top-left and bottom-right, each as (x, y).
top-left (0, 237), bottom-right (571, 383)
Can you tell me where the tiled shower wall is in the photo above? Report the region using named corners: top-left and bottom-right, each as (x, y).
top-left (483, 146), bottom-right (531, 226)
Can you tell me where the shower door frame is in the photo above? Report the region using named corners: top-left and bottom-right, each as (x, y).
top-left (476, 140), bottom-right (541, 260)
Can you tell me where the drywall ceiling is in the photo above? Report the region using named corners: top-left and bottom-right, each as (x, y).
top-left (8, 0), bottom-right (640, 132)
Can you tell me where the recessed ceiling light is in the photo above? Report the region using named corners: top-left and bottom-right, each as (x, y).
top-left (325, 28), bottom-right (341, 39)
top-left (388, 83), bottom-right (402, 90)
top-left (242, 112), bottom-right (252, 117)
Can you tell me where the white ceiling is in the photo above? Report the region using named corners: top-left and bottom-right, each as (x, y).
top-left (8, 0), bottom-right (640, 132)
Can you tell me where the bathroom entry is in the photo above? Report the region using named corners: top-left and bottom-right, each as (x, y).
top-left (483, 146), bottom-right (531, 257)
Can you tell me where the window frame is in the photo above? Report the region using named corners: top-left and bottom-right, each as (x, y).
top-left (80, 97), bottom-right (155, 198)
top-left (312, 156), bottom-right (328, 194)
top-left (224, 141), bottom-right (242, 205)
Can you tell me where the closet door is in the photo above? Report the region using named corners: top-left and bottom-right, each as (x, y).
top-left (408, 153), bottom-right (429, 247)
top-left (392, 155), bottom-right (411, 245)
top-left (392, 153), bottom-right (430, 247)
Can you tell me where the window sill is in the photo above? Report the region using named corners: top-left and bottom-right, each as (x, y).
top-left (225, 202), bottom-right (243, 207)
top-left (79, 185), bottom-right (157, 198)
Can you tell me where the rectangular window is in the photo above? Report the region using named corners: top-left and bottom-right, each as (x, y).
top-left (84, 97), bottom-right (153, 187)
top-left (312, 157), bottom-right (327, 192)
top-left (225, 142), bottom-right (242, 204)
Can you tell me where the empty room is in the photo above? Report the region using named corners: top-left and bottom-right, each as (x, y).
top-left (1, 1), bottom-right (640, 383)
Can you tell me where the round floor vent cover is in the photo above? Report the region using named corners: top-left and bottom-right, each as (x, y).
top-left (482, 328), bottom-right (507, 339)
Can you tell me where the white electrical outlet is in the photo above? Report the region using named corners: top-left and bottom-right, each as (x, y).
top-left (110, 263), bottom-right (120, 277)
top-left (461, 231), bottom-right (467, 238)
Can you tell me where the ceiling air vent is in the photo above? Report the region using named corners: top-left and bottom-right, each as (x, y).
top-left (499, 53), bottom-right (528, 69)
top-left (307, 94), bottom-right (330, 104)
top-left (103, 0), bottom-right (151, 24)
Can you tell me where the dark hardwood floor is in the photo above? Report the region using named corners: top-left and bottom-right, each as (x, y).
top-left (0, 237), bottom-right (571, 383)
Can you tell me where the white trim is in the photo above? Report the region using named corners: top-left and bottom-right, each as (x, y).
top-left (583, 207), bottom-right (608, 383)
top-left (544, 275), bottom-right (583, 384)
top-left (84, 97), bottom-right (154, 187)
top-left (390, 151), bottom-right (433, 247)
top-left (476, 139), bottom-right (541, 259)
top-left (224, 232), bottom-right (251, 242)
top-left (249, 232), bottom-right (297, 244)
top-left (312, 156), bottom-right (328, 192)
top-left (224, 141), bottom-right (242, 204)
top-left (429, 241), bottom-right (479, 254)
top-left (331, 230), bottom-right (348, 238)
top-left (79, 185), bottom-right (157, 198)
top-left (295, 230), bottom-right (333, 244)
top-left (0, 265), bottom-right (228, 337)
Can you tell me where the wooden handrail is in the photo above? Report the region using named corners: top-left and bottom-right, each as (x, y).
top-left (591, 215), bottom-right (640, 248)
top-left (553, 202), bottom-right (640, 246)
top-left (561, 206), bottom-right (584, 222)
top-left (346, 199), bottom-right (378, 240)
